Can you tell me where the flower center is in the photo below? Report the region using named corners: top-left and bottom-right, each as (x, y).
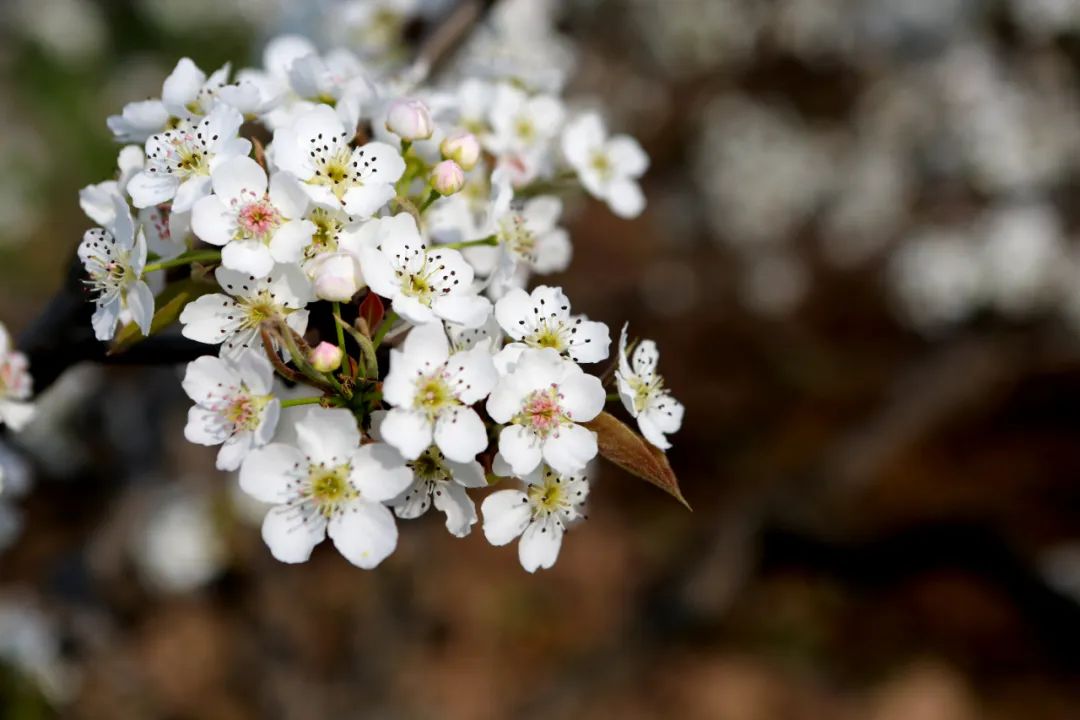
top-left (411, 447), bottom-right (451, 483)
top-left (223, 393), bottom-right (268, 431)
top-left (515, 385), bottom-right (569, 438)
top-left (240, 294), bottom-right (280, 329)
top-left (310, 142), bottom-right (360, 200)
top-left (172, 136), bottom-right (209, 175)
top-left (413, 374), bottom-right (457, 420)
top-left (308, 208), bottom-right (343, 254)
top-left (307, 464), bottom-right (357, 517)
top-left (236, 197), bottom-right (282, 241)
top-left (527, 474), bottom-right (569, 515)
top-left (515, 118), bottom-right (536, 142)
top-left (497, 214), bottom-right (536, 262)
top-left (629, 375), bottom-right (664, 414)
top-left (590, 151), bottom-right (612, 180)
top-left (528, 324), bottom-right (566, 352)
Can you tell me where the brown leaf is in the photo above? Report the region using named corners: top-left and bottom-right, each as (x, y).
top-left (358, 291), bottom-right (385, 335)
top-left (585, 411), bottom-right (690, 509)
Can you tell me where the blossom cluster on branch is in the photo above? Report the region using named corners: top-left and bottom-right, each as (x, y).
top-left (50, 26), bottom-right (684, 572)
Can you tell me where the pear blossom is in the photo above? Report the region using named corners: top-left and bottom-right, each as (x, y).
top-left (481, 464), bottom-right (589, 572)
top-left (448, 169), bottom-right (571, 294)
top-left (486, 84), bottom-right (565, 158)
top-left (179, 265), bottom-right (312, 359)
top-left (191, 156), bottom-right (316, 277)
top-left (309, 342), bottom-right (344, 372)
top-left (182, 351), bottom-right (279, 471)
top-left (0, 324), bottom-right (34, 432)
top-left (440, 130), bottom-right (481, 170)
top-left (381, 322), bottom-right (497, 462)
top-left (272, 104), bottom-right (405, 217)
top-left (160, 58), bottom-right (230, 121)
top-left (127, 103), bottom-right (252, 213)
top-left (562, 112), bottom-right (648, 219)
top-left (78, 196), bottom-right (154, 341)
top-left (238, 407), bottom-right (413, 568)
top-left (391, 445), bottom-right (487, 537)
top-left (359, 214), bottom-right (492, 328)
top-left (616, 325), bottom-right (684, 450)
top-left (486, 348), bottom-right (605, 476)
top-left (494, 286), bottom-right (610, 364)
top-left (286, 49), bottom-right (375, 125)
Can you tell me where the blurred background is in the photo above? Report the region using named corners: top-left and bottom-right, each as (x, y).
top-left (3, 0), bottom-right (1080, 717)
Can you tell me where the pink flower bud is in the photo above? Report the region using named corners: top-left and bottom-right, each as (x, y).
top-left (309, 342), bottom-right (344, 373)
top-left (385, 98), bottom-right (434, 141)
top-left (440, 130), bottom-right (481, 171)
top-left (311, 253), bottom-right (363, 302)
top-left (431, 160), bottom-right (465, 196)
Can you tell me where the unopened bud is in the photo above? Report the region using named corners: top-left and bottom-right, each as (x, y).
top-left (431, 160), bottom-right (465, 196)
top-left (312, 253), bottom-right (363, 302)
top-left (440, 130), bottom-right (481, 171)
top-left (385, 98), bottom-right (434, 141)
top-left (309, 341), bottom-right (343, 372)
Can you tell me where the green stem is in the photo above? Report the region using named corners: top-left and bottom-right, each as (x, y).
top-left (418, 189), bottom-right (441, 213)
top-left (372, 311), bottom-right (399, 349)
top-left (606, 392), bottom-right (622, 402)
top-left (334, 314), bottom-right (378, 379)
top-left (332, 301), bottom-right (347, 351)
top-left (281, 396), bottom-right (343, 409)
top-left (443, 235), bottom-right (498, 250)
top-left (143, 249), bottom-right (222, 274)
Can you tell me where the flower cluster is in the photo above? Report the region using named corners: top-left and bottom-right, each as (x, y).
top-left (73, 29), bottom-right (681, 572)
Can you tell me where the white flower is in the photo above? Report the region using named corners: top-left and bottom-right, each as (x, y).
top-left (481, 464), bottom-right (589, 572)
top-left (273, 104), bottom-right (404, 217)
top-left (615, 325), bottom-right (684, 450)
top-left (179, 264), bottom-right (312, 359)
top-left (182, 350), bottom-right (280, 471)
top-left (160, 57), bottom-right (230, 121)
top-left (0, 324), bottom-right (34, 432)
top-left (486, 84), bottom-right (565, 157)
top-left (359, 214), bottom-right (492, 327)
top-left (486, 348), bottom-right (604, 476)
top-left (191, 157), bottom-right (316, 278)
top-left (239, 407), bottom-right (413, 568)
top-left (127, 104), bottom-right (252, 213)
top-left (381, 322), bottom-right (497, 462)
top-left (78, 196), bottom-right (154, 341)
top-left (390, 444), bottom-right (487, 538)
top-left (562, 112), bottom-right (648, 219)
top-left (494, 285), bottom-right (610, 364)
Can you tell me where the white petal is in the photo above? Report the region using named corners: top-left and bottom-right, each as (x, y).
top-left (127, 281), bottom-right (155, 336)
top-left (234, 349), bottom-right (275, 394)
top-left (184, 406), bottom-right (230, 446)
top-left (632, 339), bottom-right (660, 379)
top-left (392, 478), bottom-right (431, 519)
top-left (558, 369), bottom-right (605, 422)
top-left (443, 346), bottom-right (497, 405)
top-left (480, 489), bottom-right (531, 545)
top-left (191, 195), bottom-right (234, 247)
top-left (518, 516), bottom-right (563, 572)
top-left (402, 322), bottom-right (450, 367)
top-left (343, 183), bottom-right (396, 218)
top-left (295, 407), bottom-right (360, 465)
top-left (485, 374), bottom-right (526, 424)
top-left (172, 176), bottom-right (213, 214)
top-left (328, 501), bottom-right (398, 569)
top-left (212, 155), bottom-right (268, 204)
top-left (448, 458), bottom-right (487, 488)
top-left (0, 401), bottom-right (35, 432)
top-left (91, 298), bottom-right (122, 341)
top-left (162, 58), bottom-right (206, 110)
top-left (179, 294), bottom-right (239, 344)
top-left (350, 443), bottom-right (414, 502)
top-left (494, 287), bottom-right (533, 339)
top-left (392, 294), bottom-right (438, 326)
top-left (567, 319), bottom-right (610, 364)
top-left (239, 443), bottom-right (306, 503)
top-left (216, 432), bottom-right (253, 471)
top-left (269, 171), bottom-right (309, 218)
top-left (127, 171), bottom-right (178, 209)
top-left (380, 408), bottom-right (433, 461)
top-left (541, 424), bottom-right (597, 476)
top-left (433, 407), bottom-right (488, 463)
top-left (608, 135), bottom-right (648, 177)
top-left (562, 113), bottom-right (605, 166)
top-left (356, 247), bottom-right (398, 298)
top-left (262, 505), bottom-right (325, 563)
top-left (222, 240), bottom-right (275, 278)
top-left (182, 355), bottom-right (238, 404)
top-left (433, 294), bottom-right (492, 329)
top-left (433, 482), bottom-right (477, 537)
top-left (606, 178), bottom-right (645, 219)
top-left (498, 425), bottom-right (543, 476)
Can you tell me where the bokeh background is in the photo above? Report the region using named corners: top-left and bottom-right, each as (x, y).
top-left (3, 0), bottom-right (1080, 717)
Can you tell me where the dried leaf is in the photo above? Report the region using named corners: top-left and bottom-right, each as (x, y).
top-left (359, 291), bottom-right (385, 334)
top-left (585, 411), bottom-right (690, 509)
